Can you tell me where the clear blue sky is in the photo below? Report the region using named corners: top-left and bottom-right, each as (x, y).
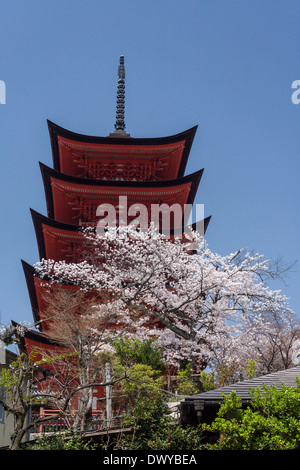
top-left (0, 0), bottom-right (299, 328)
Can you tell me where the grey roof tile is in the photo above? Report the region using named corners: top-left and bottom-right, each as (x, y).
top-left (185, 366), bottom-right (300, 404)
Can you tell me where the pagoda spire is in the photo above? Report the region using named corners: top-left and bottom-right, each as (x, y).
top-left (112, 55), bottom-right (129, 136)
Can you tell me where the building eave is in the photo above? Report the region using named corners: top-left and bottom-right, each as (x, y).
top-left (30, 209), bottom-right (84, 260)
top-left (40, 162), bottom-right (204, 223)
top-left (47, 120), bottom-right (198, 178)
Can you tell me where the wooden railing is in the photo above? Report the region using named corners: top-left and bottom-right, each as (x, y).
top-left (30, 409), bottom-right (121, 434)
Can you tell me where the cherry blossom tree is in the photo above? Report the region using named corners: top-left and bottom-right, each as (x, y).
top-left (237, 310), bottom-right (300, 374)
top-left (35, 225), bottom-right (296, 371)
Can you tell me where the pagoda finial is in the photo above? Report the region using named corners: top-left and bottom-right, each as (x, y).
top-left (114, 55), bottom-right (126, 132)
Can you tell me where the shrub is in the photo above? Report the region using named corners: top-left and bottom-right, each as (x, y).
top-left (203, 378), bottom-right (300, 450)
top-left (25, 432), bottom-right (97, 450)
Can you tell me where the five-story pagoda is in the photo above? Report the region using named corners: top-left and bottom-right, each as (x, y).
top-left (16, 56), bottom-right (211, 410)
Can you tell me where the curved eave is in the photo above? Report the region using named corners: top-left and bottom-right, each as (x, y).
top-left (31, 204), bottom-right (210, 260)
top-left (31, 208), bottom-right (84, 260)
top-left (21, 260), bottom-right (83, 330)
top-left (40, 162), bottom-right (204, 221)
top-left (32, 211), bottom-right (211, 237)
top-left (183, 216), bottom-right (211, 236)
top-left (21, 260), bottom-right (40, 325)
top-left (11, 320), bottom-right (63, 353)
top-left (47, 120), bottom-right (198, 178)
top-left (22, 216), bottom-right (211, 330)
top-left (31, 209), bottom-right (211, 260)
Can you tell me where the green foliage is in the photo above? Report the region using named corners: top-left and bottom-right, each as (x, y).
top-left (25, 432), bottom-right (97, 450)
top-left (177, 363), bottom-right (193, 377)
top-left (197, 359), bottom-right (257, 394)
top-left (203, 378), bottom-right (300, 450)
top-left (174, 377), bottom-right (199, 396)
top-left (117, 392), bottom-right (203, 450)
top-left (124, 392), bottom-right (168, 435)
top-left (113, 357), bottom-right (166, 412)
top-left (175, 364), bottom-right (198, 395)
top-left (199, 370), bottom-right (215, 391)
top-left (110, 337), bottom-right (166, 373)
top-left (243, 359), bottom-right (257, 380)
top-left (144, 423), bottom-right (203, 450)
top-left (110, 342), bottom-right (203, 450)
top-left (111, 336), bottom-right (168, 428)
top-left (0, 353), bottom-right (43, 410)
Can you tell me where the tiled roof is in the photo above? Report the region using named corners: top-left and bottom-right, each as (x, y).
top-left (185, 366), bottom-right (300, 404)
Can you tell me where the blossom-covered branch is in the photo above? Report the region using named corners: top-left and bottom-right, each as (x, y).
top-left (35, 225), bottom-right (296, 368)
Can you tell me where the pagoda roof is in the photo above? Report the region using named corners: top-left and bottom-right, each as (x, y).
top-left (30, 209), bottom-right (211, 263)
top-left (22, 259), bottom-right (164, 335)
top-left (22, 260), bottom-right (41, 326)
top-left (48, 120), bottom-right (198, 181)
top-left (31, 209), bottom-right (86, 262)
top-left (23, 213), bottom-right (211, 330)
top-left (40, 162), bottom-right (204, 227)
top-left (22, 260), bottom-right (82, 331)
top-left (12, 319), bottom-right (64, 354)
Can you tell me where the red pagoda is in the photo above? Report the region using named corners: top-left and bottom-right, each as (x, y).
top-left (17, 55), bottom-right (211, 417)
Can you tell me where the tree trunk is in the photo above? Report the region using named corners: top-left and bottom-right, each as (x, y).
top-left (73, 386), bottom-right (94, 432)
top-left (81, 406), bottom-right (93, 432)
top-left (9, 412), bottom-right (27, 450)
